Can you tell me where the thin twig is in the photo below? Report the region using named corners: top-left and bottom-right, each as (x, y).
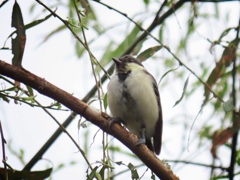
top-left (228, 17), bottom-right (240, 180)
top-left (72, 3), bottom-right (109, 178)
top-left (0, 121), bottom-right (8, 179)
top-left (38, 0), bottom-right (110, 77)
top-left (72, 0), bottom-right (103, 111)
top-left (35, 0), bottom-right (86, 48)
top-left (0, 92), bottom-right (67, 111)
top-left (166, 160), bottom-right (228, 171)
top-left (0, 75), bottom-right (93, 171)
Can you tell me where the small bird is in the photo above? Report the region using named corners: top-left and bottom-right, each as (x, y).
top-left (107, 55), bottom-right (163, 155)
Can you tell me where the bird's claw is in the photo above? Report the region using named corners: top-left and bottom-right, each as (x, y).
top-left (108, 117), bottom-right (121, 128)
top-left (135, 128), bottom-right (146, 146)
top-left (136, 137), bottom-right (146, 146)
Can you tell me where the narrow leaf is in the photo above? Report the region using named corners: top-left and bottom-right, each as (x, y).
top-left (173, 76), bottom-right (190, 107)
top-left (143, 0), bottom-right (150, 6)
top-left (11, 1), bottom-right (26, 67)
top-left (204, 38), bottom-right (239, 103)
top-left (158, 66), bottom-right (179, 84)
top-left (25, 13), bottom-right (53, 29)
top-left (128, 163), bottom-right (139, 179)
top-left (132, 40), bottom-right (143, 55)
top-left (79, 0), bottom-right (90, 15)
top-left (115, 161), bottom-right (123, 165)
top-left (151, 172), bottom-right (156, 180)
top-left (98, 24), bottom-right (142, 71)
top-left (41, 25), bottom-right (65, 43)
top-left (8, 13), bottom-right (53, 41)
top-left (103, 93), bottom-right (108, 110)
top-left (0, 93), bottom-right (10, 103)
top-left (218, 27), bottom-right (234, 42)
top-left (0, 167), bottom-right (52, 179)
top-left (137, 45), bottom-right (162, 62)
top-left (26, 86), bottom-right (34, 96)
top-left (87, 166), bottom-right (99, 180)
top-left (211, 127), bottom-right (235, 158)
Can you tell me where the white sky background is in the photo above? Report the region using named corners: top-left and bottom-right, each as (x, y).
top-left (0, 0), bottom-right (240, 179)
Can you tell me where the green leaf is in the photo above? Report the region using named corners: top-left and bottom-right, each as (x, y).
top-left (128, 163), bottom-right (139, 180)
top-left (137, 45), bottom-right (162, 62)
top-left (103, 93), bottom-right (108, 110)
top-left (173, 76), bottom-right (190, 107)
top-left (21, 96), bottom-right (35, 103)
top-left (70, 160), bottom-right (77, 165)
top-left (115, 161), bottom-right (123, 165)
top-left (87, 166), bottom-right (99, 180)
top-left (79, 120), bottom-right (87, 129)
top-left (158, 23), bottom-right (165, 42)
top-left (0, 167), bottom-right (52, 180)
top-left (99, 165), bottom-right (105, 179)
top-left (5, 13), bottom-right (52, 51)
top-left (79, 0), bottom-right (90, 14)
top-left (236, 150), bottom-right (240, 166)
top-left (217, 27), bottom-right (234, 42)
top-left (0, 93), bottom-right (10, 103)
top-left (223, 100), bottom-right (235, 112)
top-left (25, 13), bottom-right (53, 31)
top-left (204, 38), bottom-right (239, 104)
top-left (158, 66), bottom-right (179, 84)
top-left (107, 146), bottom-right (137, 158)
top-left (75, 39), bottom-right (86, 58)
top-left (132, 40), bottom-right (143, 55)
top-left (143, 0), bottom-right (150, 6)
top-left (50, 101), bottom-right (62, 109)
top-left (26, 86), bottom-right (34, 96)
top-left (9, 87), bottom-right (18, 92)
top-left (98, 24), bottom-right (142, 71)
top-left (11, 1), bottom-right (26, 67)
top-left (151, 171), bottom-right (156, 180)
top-left (41, 25), bottom-right (66, 43)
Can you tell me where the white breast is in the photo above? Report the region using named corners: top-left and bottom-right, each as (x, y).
top-left (107, 64), bottom-right (159, 139)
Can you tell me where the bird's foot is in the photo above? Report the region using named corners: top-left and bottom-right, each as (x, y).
top-left (136, 128), bottom-right (146, 146)
top-left (108, 117), bottom-right (122, 128)
top-left (136, 137), bottom-right (146, 146)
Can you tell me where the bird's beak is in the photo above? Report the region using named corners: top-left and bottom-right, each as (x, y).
top-left (112, 57), bottom-right (122, 65)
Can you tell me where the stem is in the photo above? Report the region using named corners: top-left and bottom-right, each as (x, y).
top-left (0, 121), bottom-right (8, 179)
top-left (228, 18), bottom-right (240, 180)
top-left (166, 160), bottom-right (228, 171)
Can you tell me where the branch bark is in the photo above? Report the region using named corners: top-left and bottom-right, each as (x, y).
top-left (0, 60), bottom-right (179, 180)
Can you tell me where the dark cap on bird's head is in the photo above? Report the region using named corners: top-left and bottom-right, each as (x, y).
top-left (113, 55), bottom-right (140, 73)
top-left (113, 55), bottom-right (142, 65)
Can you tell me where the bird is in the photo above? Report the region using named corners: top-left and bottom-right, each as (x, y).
top-left (107, 55), bottom-right (163, 155)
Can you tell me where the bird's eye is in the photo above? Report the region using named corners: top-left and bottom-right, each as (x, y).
top-left (128, 58), bottom-right (133, 63)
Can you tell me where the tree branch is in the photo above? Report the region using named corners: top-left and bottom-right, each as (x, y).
top-left (0, 60), bottom-right (179, 180)
top-left (22, 0), bottom-right (187, 172)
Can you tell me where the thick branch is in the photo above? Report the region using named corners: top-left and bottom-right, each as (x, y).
top-left (0, 60), bottom-right (179, 180)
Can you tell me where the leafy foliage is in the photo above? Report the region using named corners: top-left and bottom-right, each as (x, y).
top-left (0, 0), bottom-right (239, 179)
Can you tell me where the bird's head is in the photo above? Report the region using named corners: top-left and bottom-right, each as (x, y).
top-left (113, 55), bottom-right (144, 74)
